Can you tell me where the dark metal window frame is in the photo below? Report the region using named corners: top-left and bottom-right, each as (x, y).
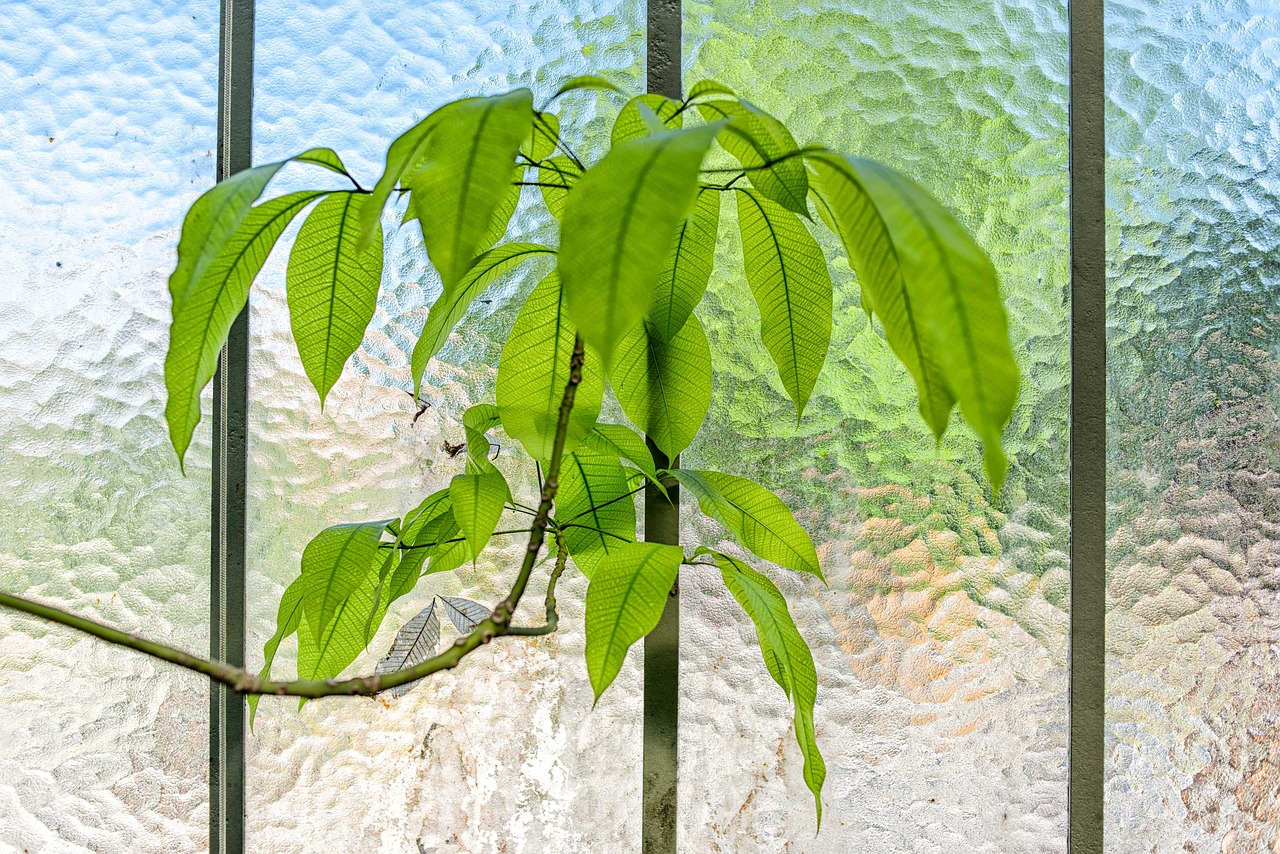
top-left (208, 0), bottom-right (1107, 850)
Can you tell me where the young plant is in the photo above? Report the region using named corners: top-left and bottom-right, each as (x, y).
top-left (0, 76), bottom-right (1020, 823)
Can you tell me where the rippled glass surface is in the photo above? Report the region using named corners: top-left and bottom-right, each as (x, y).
top-left (0, 2), bottom-right (216, 851)
top-left (682, 0), bottom-right (1070, 848)
top-left (243, 2), bottom-right (645, 850)
top-left (1104, 1), bottom-right (1280, 850)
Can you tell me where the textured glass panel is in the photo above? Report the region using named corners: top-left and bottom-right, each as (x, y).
top-left (244, 2), bottom-right (644, 850)
top-left (0, 2), bottom-right (216, 851)
top-left (682, 0), bottom-right (1070, 848)
top-left (1105, 1), bottom-right (1280, 849)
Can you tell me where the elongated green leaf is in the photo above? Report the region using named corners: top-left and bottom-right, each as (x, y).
top-left (671, 470), bottom-right (822, 580)
top-left (735, 188), bottom-right (832, 417)
top-left (247, 576), bottom-right (306, 726)
top-left (449, 471), bottom-right (510, 558)
top-left (474, 162), bottom-right (525, 251)
top-left (392, 489), bottom-right (459, 592)
top-left (411, 242), bottom-right (555, 392)
top-left (538, 156), bottom-right (580, 220)
top-left (407, 89), bottom-right (533, 292)
top-left (166, 191), bottom-right (324, 467)
top-left (527, 112), bottom-right (561, 161)
top-left (297, 554), bottom-right (389, 685)
top-left (461, 403), bottom-right (502, 473)
top-left (358, 111), bottom-right (446, 249)
top-left (649, 188), bottom-right (720, 341)
top-left (610, 316), bottom-right (712, 458)
top-left (553, 75), bottom-right (623, 100)
top-left (559, 123), bottom-right (722, 365)
top-left (807, 153), bottom-right (1018, 488)
top-left (298, 520), bottom-right (388, 643)
top-left (685, 80), bottom-right (737, 103)
top-left (714, 551), bottom-right (825, 824)
top-left (583, 423), bottom-right (663, 490)
top-left (291, 147), bottom-right (354, 177)
top-left (557, 449), bottom-right (637, 577)
top-left (286, 192), bottom-right (384, 406)
top-left (699, 101), bottom-right (809, 216)
top-left (428, 536), bottom-right (471, 575)
top-left (584, 542), bottom-right (683, 699)
top-left (440, 596), bottom-right (492, 633)
top-left (374, 600), bottom-right (440, 698)
top-left (610, 94), bottom-right (683, 146)
top-left (497, 272), bottom-right (605, 461)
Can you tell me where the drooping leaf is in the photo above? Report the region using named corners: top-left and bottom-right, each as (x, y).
top-left (247, 576), bottom-right (306, 726)
top-left (440, 596), bottom-right (492, 633)
top-left (358, 110), bottom-right (447, 249)
top-left (670, 470), bottom-right (822, 580)
top-left (648, 188), bottom-right (720, 341)
top-left (165, 191), bottom-right (324, 467)
top-left (538, 156), bottom-right (580, 220)
top-left (374, 600), bottom-right (440, 699)
top-left (553, 75), bottom-right (624, 100)
top-left (713, 551), bottom-right (825, 824)
top-left (365, 545), bottom-right (400, 648)
top-left (583, 423), bottom-right (664, 491)
top-left (407, 89), bottom-right (533, 292)
top-left (298, 520), bottom-right (389, 643)
top-left (735, 188), bottom-right (833, 417)
top-left (609, 316), bottom-right (712, 459)
top-left (807, 153), bottom-right (1019, 489)
top-left (699, 101), bottom-right (809, 216)
top-left (584, 542), bottom-right (683, 699)
top-left (461, 403), bottom-right (502, 474)
top-left (297, 563), bottom-right (389, 686)
top-left (411, 242), bottom-right (555, 392)
top-left (684, 80), bottom-right (737, 103)
top-left (449, 470), bottom-right (510, 559)
top-left (474, 162), bottom-right (526, 252)
top-left (559, 122), bottom-right (722, 366)
top-left (557, 449), bottom-right (637, 578)
top-left (496, 272), bottom-right (605, 461)
top-left (391, 489), bottom-right (459, 594)
top-left (610, 94), bottom-right (683, 146)
top-left (286, 192), bottom-right (385, 406)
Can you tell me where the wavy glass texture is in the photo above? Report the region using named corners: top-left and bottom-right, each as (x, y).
top-left (0, 2), bottom-right (216, 852)
top-left (243, 2), bottom-right (644, 851)
top-left (1104, 1), bottom-right (1280, 850)
top-left (682, 0), bottom-right (1070, 848)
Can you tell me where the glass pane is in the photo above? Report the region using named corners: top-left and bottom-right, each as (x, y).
top-left (1105, 1), bottom-right (1279, 849)
top-left (244, 2), bottom-right (644, 850)
top-left (0, 3), bottom-right (216, 851)
top-left (682, 0), bottom-right (1070, 847)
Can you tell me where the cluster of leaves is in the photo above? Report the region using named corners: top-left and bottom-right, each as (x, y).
top-left (163, 75), bottom-right (1019, 821)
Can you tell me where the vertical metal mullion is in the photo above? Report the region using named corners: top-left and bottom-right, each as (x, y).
top-left (1069, 0), bottom-right (1106, 849)
top-left (211, 1), bottom-right (254, 852)
top-left (644, 3), bottom-right (682, 852)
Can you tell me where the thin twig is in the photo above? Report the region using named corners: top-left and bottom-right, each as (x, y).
top-left (507, 530), bottom-right (568, 637)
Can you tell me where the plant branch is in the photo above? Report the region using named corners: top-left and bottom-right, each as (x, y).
top-left (507, 530), bottom-right (568, 636)
top-left (0, 337), bottom-right (589, 700)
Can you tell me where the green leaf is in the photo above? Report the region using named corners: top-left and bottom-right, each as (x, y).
top-left (475, 163), bottom-right (526, 252)
top-left (610, 94), bottom-right (683, 146)
top-left (648, 188), bottom-right (720, 341)
top-left (358, 111), bottom-right (446, 249)
top-left (527, 112), bottom-right (561, 162)
top-left (428, 536), bottom-right (472, 576)
top-left (496, 272), bottom-right (605, 461)
top-left (247, 576), bottom-right (306, 727)
top-left (584, 542), bottom-right (683, 699)
top-left (440, 596), bottom-right (492, 633)
top-left (374, 600), bottom-right (440, 698)
top-left (298, 520), bottom-right (388, 643)
top-left (610, 316), bottom-right (712, 459)
top-left (735, 188), bottom-right (833, 417)
top-left (559, 123), bottom-right (722, 366)
top-left (291, 147), bottom-right (353, 177)
top-left (411, 242), bottom-right (555, 392)
top-left (699, 101), bottom-right (809, 216)
top-left (538, 156), bottom-right (580, 221)
top-left (393, 489), bottom-right (459, 589)
top-left (460, 403), bottom-right (504, 474)
top-left (807, 153), bottom-right (1019, 489)
top-left (297, 556), bottom-right (389, 684)
top-left (286, 192), bottom-right (385, 406)
top-left (553, 75), bottom-right (623, 100)
top-left (557, 449), bottom-right (637, 578)
top-left (671, 470), bottom-right (822, 580)
top-left (685, 80), bottom-right (737, 103)
top-left (165, 191), bottom-right (324, 468)
top-left (583, 423), bottom-right (664, 491)
top-left (449, 470), bottom-right (510, 559)
top-left (713, 551), bottom-right (825, 824)
top-left (407, 89), bottom-right (533, 292)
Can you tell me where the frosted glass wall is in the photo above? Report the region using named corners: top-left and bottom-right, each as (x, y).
top-left (0, 2), bottom-right (217, 851)
top-left (681, 0), bottom-right (1071, 848)
top-left (1104, 0), bottom-right (1280, 850)
top-left (242, 2), bottom-right (646, 850)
